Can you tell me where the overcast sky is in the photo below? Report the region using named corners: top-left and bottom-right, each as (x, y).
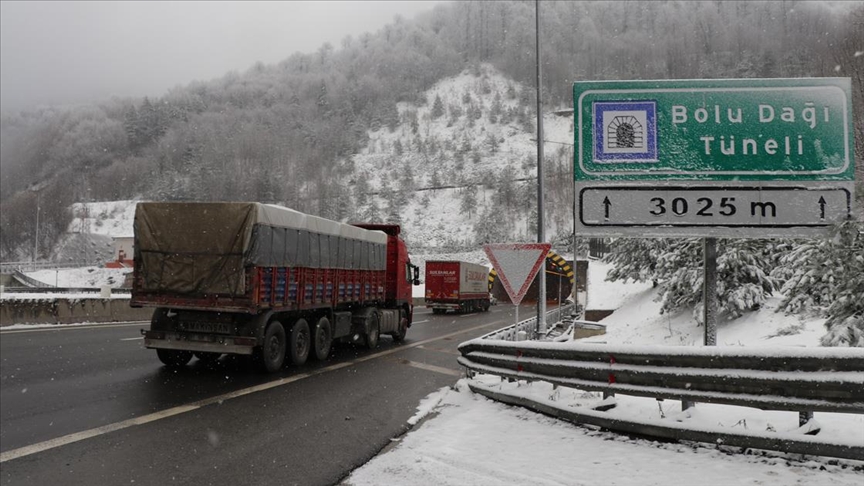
top-left (0, 1), bottom-right (443, 113)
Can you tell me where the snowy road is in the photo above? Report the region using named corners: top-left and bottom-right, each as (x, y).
top-left (0, 306), bottom-right (515, 485)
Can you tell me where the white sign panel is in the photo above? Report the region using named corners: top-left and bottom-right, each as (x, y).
top-left (483, 243), bottom-right (551, 305)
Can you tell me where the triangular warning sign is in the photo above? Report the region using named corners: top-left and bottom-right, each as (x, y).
top-left (483, 243), bottom-right (551, 305)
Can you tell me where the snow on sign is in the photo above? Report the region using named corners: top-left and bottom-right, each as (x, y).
top-left (483, 243), bottom-right (551, 305)
top-left (573, 78), bottom-right (855, 238)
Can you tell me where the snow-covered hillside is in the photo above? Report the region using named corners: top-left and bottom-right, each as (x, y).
top-left (41, 200), bottom-right (140, 264)
top-left (351, 64), bottom-right (573, 250)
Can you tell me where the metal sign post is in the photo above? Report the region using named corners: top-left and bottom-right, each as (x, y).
top-left (704, 237), bottom-right (717, 346)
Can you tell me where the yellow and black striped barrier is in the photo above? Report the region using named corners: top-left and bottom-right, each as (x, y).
top-left (488, 250), bottom-right (574, 291)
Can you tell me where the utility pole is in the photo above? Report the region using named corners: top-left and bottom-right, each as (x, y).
top-left (535, 0), bottom-right (547, 337)
top-left (34, 195), bottom-right (40, 267)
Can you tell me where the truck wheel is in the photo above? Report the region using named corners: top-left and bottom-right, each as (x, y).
top-left (260, 320), bottom-right (287, 372)
top-left (483, 300), bottom-right (491, 312)
top-left (157, 349), bottom-right (192, 368)
top-left (391, 309), bottom-right (408, 343)
top-left (288, 318), bottom-right (311, 365)
top-left (365, 313), bottom-right (380, 349)
top-left (432, 308), bottom-right (444, 315)
top-left (312, 316), bottom-right (332, 360)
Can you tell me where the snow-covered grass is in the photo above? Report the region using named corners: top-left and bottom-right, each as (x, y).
top-left (20, 266), bottom-right (131, 289)
top-left (67, 200), bottom-right (138, 237)
top-left (345, 381), bottom-right (864, 486)
top-left (345, 260), bottom-right (863, 485)
top-left (582, 261), bottom-right (828, 348)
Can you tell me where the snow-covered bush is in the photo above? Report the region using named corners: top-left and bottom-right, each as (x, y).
top-left (605, 238), bottom-right (777, 323)
top-left (778, 221), bottom-right (864, 347)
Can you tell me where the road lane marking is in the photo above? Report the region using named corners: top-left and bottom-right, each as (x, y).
top-left (412, 320), bottom-right (429, 324)
top-left (0, 318), bottom-right (503, 463)
top-left (119, 337), bottom-right (144, 341)
top-left (416, 345), bottom-right (462, 357)
top-left (391, 359), bottom-right (462, 377)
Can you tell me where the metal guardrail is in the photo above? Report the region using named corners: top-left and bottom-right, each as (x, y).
top-left (10, 271), bottom-right (53, 288)
top-left (458, 341), bottom-right (864, 414)
top-left (479, 303), bottom-right (576, 341)
top-left (458, 316), bottom-right (864, 460)
top-left (1, 287), bottom-right (131, 294)
top-left (0, 261), bottom-right (96, 273)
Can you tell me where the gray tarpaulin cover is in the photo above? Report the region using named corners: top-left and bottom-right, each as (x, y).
top-left (134, 202), bottom-right (387, 296)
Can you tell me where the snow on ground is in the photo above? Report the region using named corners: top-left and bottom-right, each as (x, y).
top-left (582, 261), bottom-right (827, 348)
top-left (20, 266), bottom-right (131, 289)
top-left (345, 381), bottom-right (863, 486)
top-left (346, 260), bottom-right (863, 485)
top-left (68, 200), bottom-right (138, 237)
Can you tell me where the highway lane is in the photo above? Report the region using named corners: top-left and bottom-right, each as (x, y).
top-left (0, 305), bottom-right (524, 485)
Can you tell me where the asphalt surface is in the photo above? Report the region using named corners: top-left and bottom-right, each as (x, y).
top-left (0, 305), bottom-right (524, 485)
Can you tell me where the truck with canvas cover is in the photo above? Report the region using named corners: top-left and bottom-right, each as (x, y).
top-left (425, 260), bottom-right (490, 314)
top-left (132, 202), bottom-right (420, 372)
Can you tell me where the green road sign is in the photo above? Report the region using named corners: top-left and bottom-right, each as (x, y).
top-left (574, 78), bottom-right (853, 181)
top-left (572, 78), bottom-right (855, 238)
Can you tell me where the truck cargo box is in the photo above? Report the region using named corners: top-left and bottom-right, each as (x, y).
top-left (133, 202), bottom-right (387, 299)
top-left (425, 260), bottom-right (490, 313)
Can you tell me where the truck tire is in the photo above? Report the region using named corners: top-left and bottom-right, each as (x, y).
top-left (288, 318), bottom-right (311, 365)
top-left (365, 313), bottom-right (380, 349)
top-left (432, 308), bottom-right (444, 315)
top-left (312, 316), bottom-right (332, 360)
top-left (157, 349), bottom-right (192, 368)
top-left (391, 309), bottom-right (408, 343)
top-left (260, 320), bottom-right (287, 372)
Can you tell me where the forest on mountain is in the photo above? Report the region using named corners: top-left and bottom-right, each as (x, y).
top-left (1, 0), bottom-right (862, 260)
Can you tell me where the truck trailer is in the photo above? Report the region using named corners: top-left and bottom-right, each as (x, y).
top-left (424, 260), bottom-right (490, 314)
top-left (131, 202), bottom-right (419, 372)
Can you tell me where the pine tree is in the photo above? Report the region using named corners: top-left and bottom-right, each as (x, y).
top-left (473, 206), bottom-right (508, 245)
top-left (604, 238), bottom-right (670, 284)
top-left (361, 198), bottom-right (381, 223)
top-left (431, 94), bottom-right (445, 119)
top-left (607, 238), bottom-right (777, 322)
top-left (489, 91), bottom-right (503, 124)
top-left (460, 186), bottom-right (477, 218)
top-left (486, 133), bottom-right (499, 153)
top-left (778, 222), bottom-right (864, 346)
top-left (820, 223), bottom-right (864, 346)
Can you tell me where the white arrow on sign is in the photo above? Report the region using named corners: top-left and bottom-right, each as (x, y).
top-left (483, 243), bottom-right (551, 305)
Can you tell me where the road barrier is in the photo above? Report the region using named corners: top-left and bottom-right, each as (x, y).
top-left (458, 314), bottom-right (864, 460)
top-left (1, 294), bottom-right (150, 326)
top-left (0, 260), bottom-right (96, 273)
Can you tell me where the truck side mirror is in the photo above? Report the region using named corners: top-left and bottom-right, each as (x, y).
top-left (413, 266), bottom-right (420, 286)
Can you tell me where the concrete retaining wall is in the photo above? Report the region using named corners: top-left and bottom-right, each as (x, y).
top-left (1, 298), bottom-right (153, 326)
top-left (3, 297), bottom-right (429, 327)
